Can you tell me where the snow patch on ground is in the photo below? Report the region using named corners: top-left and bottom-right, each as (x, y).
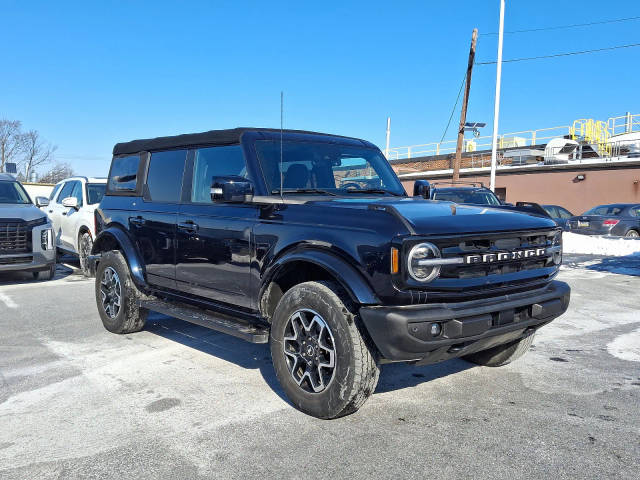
top-left (607, 327), bottom-right (640, 362)
top-left (563, 232), bottom-right (640, 256)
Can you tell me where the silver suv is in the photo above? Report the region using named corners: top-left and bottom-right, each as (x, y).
top-left (43, 176), bottom-right (107, 276)
top-left (0, 173), bottom-right (56, 280)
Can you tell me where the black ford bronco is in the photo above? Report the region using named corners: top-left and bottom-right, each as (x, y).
top-left (91, 128), bottom-right (570, 419)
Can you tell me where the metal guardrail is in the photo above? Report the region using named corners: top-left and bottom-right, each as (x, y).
top-left (386, 125), bottom-right (572, 160)
top-left (387, 112), bottom-right (640, 161)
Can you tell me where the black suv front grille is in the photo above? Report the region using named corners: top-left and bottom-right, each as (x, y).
top-left (0, 221), bottom-right (29, 254)
top-left (436, 230), bottom-right (558, 279)
top-left (403, 229), bottom-right (562, 303)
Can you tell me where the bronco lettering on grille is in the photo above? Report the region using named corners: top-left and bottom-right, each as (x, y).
top-left (464, 248), bottom-right (546, 265)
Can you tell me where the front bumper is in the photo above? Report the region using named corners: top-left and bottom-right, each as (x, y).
top-left (0, 224), bottom-right (56, 273)
top-left (359, 280), bottom-right (570, 364)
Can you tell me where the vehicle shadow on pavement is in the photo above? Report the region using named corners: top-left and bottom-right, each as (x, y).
top-left (564, 253), bottom-right (640, 276)
top-left (376, 359), bottom-right (473, 393)
top-left (0, 262), bottom-right (77, 286)
top-left (585, 254), bottom-right (640, 276)
top-left (143, 314), bottom-right (289, 403)
top-left (144, 313), bottom-right (475, 400)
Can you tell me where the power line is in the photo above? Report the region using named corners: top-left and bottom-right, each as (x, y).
top-left (482, 15), bottom-right (640, 35)
top-left (439, 73), bottom-right (466, 144)
top-left (475, 42), bottom-right (640, 65)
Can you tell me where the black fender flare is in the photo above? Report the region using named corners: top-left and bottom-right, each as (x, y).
top-left (91, 227), bottom-right (147, 290)
top-left (262, 248), bottom-right (380, 306)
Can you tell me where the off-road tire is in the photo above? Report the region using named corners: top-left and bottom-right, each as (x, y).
top-left (270, 281), bottom-right (380, 419)
top-left (78, 232), bottom-right (93, 277)
top-left (95, 250), bottom-right (148, 334)
top-left (463, 331), bottom-right (536, 367)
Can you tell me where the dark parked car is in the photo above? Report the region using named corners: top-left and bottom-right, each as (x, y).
top-left (418, 181), bottom-right (552, 218)
top-left (542, 204), bottom-right (574, 230)
top-left (428, 182), bottom-right (502, 206)
top-left (90, 128), bottom-right (570, 419)
top-left (568, 204), bottom-right (640, 237)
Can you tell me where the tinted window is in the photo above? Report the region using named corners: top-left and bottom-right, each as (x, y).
top-left (583, 205), bottom-right (624, 216)
top-left (108, 155), bottom-right (140, 192)
top-left (254, 140), bottom-right (404, 195)
top-left (433, 190), bottom-right (501, 206)
top-left (49, 183), bottom-right (62, 201)
top-left (86, 184), bottom-right (106, 204)
top-left (543, 206), bottom-right (559, 218)
top-left (146, 150), bottom-right (187, 203)
top-left (557, 207), bottom-right (573, 219)
top-left (57, 181), bottom-right (75, 202)
top-left (191, 145), bottom-right (246, 203)
top-left (629, 206), bottom-right (640, 217)
top-left (0, 181), bottom-right (31, 204)
top-left (70, 181), bottom-right (83, 206)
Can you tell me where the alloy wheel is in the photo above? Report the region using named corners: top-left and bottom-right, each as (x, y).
top-left (283, 309), bottom-right (336, 393)
top-left (100, 267), bottom-right (121, 318)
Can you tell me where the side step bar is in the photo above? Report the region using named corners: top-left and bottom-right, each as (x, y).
top-left (139, 299), bottom-right (269, 344)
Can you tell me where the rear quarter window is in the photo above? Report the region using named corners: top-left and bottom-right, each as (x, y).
top-left (107, 155), bottom-right (142, 194)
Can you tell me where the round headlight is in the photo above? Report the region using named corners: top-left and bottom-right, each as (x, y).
top-left (407, 242), bottom-right (441, 282)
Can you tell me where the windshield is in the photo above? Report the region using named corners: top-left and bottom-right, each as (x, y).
top-left (583, 205), bottom-right (624, 216)
top-left (433, 190), bottom-right (501, 206)
top-left (86, 183), bottom-right (106, 204)
top-left (0, 181), bottom-right (31, 204)
top-left (254, 140), bottom-right (406, 196)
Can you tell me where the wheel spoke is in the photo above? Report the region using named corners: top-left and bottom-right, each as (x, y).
top-left (282, 308), bottom-right (336, 394)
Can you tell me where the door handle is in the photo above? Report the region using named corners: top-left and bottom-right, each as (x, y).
top-left (178, 221), bottom-right (198, 233)
top-left (48, 210), bottom-right (53, 213)
top-left (130, 216), bottom-right (146, 226)
top-left (62, 212), bottom-right (67, 216)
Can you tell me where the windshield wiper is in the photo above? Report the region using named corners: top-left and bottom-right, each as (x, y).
top-left (342, 189), bottom-right (403, 196)
top-left (271, 188), bottom-right (338, 196)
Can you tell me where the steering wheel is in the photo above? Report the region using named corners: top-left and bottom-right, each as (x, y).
top-left (342, 182), bottom-right (362, 190)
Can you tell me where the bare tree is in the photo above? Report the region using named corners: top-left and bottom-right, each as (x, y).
top-left (38, 162), bottom-right (75, 184)
top-left (20, 130), bottom-right (57, 181)
top-left (0, 119), bottom-right (24, 173)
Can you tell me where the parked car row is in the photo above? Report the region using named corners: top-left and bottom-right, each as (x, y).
top-left (542, 203), bottom-right (640, 237)
top-left (0, 173), bottom-right (106, 281)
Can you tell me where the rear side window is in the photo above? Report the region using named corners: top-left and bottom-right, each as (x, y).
top-left (86, 184), bottom-right (106, 204)
top-left (108, 155), bottom-right (141, 193)
top-left (543, 206), bottom-right (559, 218)
top-left (191, 145), bottom-right (246, 203)
top-left (557, 207), bottom-right (573, 219)
top-left (146, 150), bottom-right (187, 203)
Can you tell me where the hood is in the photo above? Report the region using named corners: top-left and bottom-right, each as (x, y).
top-left (0, 203), bottom-right (49, 222)
top-left (310, 197), bottom-right (557, 235)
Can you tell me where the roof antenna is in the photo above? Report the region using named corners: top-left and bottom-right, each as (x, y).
top-left (279, 91), bottom-right (284, 202)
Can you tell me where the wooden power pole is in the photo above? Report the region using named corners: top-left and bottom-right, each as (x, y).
top-left (452, 28), bottom-right (478, 181)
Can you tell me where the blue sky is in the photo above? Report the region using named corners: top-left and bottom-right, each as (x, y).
top-left (1, 0), bottom-right (638, 176)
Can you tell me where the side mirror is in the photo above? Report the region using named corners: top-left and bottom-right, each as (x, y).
top-left (413, 180), bottom-right (431, 199)
top-left (35, 196), bottom-right (49, 207)
top-left (62, 197), bottom-right (79, 209)
top-left (211, 176), bottom-right (253, 203)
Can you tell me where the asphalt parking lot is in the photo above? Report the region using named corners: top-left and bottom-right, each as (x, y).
top-left (1, 256), bottom-right (639, 479)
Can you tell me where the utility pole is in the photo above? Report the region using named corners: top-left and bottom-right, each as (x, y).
top-left (385, 117), bottom-right (391, 158)
top-left (489, 0), bottom-right (505, 191)
top-left (453, 28), bottom-right (478, 181)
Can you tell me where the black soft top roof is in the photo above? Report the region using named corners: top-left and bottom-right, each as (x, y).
top-left (112, 127), bottom-right (372, 156)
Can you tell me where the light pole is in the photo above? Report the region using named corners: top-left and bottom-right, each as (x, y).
top-left (489, 0), bottom-right (505, 191)
top-left (385, 117), bottom-right (391, 158)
